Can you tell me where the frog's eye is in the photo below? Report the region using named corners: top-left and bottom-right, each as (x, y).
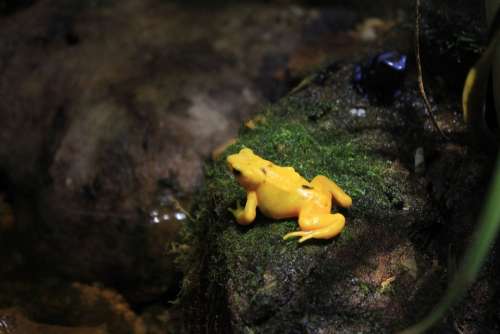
top-left (232, 168), bottom-right (242, 177)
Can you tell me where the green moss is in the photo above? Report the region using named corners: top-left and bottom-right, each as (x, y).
top-left (178, 92), bottom-right (409, 330)
top-left (198, 110), bottom-right (394, 266)
top-left (215, 112), bottom-right (395, 215)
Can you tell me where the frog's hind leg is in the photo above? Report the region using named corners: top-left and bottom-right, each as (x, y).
top-left (311, 175), bottom-right (352, 208)
top-left (283, 205), bottom-right (345, 243)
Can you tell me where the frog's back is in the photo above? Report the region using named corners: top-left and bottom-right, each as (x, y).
top-left (264, 164), bottom-right (308, 189)
top-left (256, 164), bottom-right (315, 219)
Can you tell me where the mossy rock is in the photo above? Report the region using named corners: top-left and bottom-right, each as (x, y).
top-left (178, 62), bottom-right (455, 333)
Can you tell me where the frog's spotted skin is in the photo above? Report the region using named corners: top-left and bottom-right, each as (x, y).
top-left (227, 148), bottom-right (352, 243)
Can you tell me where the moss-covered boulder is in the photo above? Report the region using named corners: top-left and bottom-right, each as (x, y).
top-left (177, 25), bottom-right (500, 327)
top-left (181, 59), bottom-right (445, 332)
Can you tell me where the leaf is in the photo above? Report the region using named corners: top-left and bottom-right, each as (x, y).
top-left (462, 32), bottom-right (500, 133)
top-left (462, 0), bottom-right (500, 139)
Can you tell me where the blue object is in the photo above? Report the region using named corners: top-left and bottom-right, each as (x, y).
top-left (353, 51), bottom-right (408, 103)
top-left (376, 51), bottom-right (407, 72)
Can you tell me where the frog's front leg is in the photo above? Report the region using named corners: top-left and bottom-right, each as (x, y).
top-left (311, 175), bottom-right (352, 208)
top-left (229, 191), bottom-right (257, 225)
top-left (283, 204), bottom-right (345, 243)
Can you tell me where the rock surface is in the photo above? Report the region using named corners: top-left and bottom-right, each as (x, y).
top-left (0, 282), bottom-right (147, 334)
top-left (182, 41), bottom-right (497, 334)
top-left (0, 0), bottom-right (332, 307)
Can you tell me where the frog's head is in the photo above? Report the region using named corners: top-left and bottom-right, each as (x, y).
top-left (227, 148), bottom-right (268, 190)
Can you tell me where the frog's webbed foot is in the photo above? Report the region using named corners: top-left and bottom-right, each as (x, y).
top-left (283, 212), bottom-right (345, 243)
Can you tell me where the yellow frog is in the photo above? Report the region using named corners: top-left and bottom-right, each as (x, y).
top-left (227, 148), bottom-right (352, 243)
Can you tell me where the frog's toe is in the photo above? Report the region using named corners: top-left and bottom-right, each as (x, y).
top-left (298, 234), bottom-right (316, 243)
top-left (283, 231), bottom-right (311, 241)
top-left (228, 201), bottom-right (242, 215)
